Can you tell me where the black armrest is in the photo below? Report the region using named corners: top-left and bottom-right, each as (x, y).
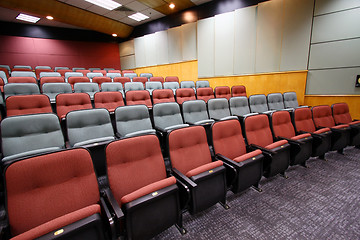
top-left (174, 177), bottom-right (191, 210)
top-left (172, 168), bottom-right (197, 189)
top-left (250, 144), bottom-right (276, 155)
top-left (215, 153), bottom-right (235, 165)
top-left (79, 140), bottom-right (111, 149)
top-left (102, 189), bottom-right (124, 221)
top-left (330, 126), bottom-right (350, 132)
top-left (277, 136), bottom-right (304, 145)
top-left (299, 130), bottom-right (324, 139)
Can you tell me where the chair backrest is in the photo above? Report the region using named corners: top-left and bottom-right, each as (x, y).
top-left (106, 72), bottom-right (121, 79)
top-left (115, 105), bottom-right (154, 137)
top-left (72, 67), bottom-right (85, 71)
top-left (35, 68), bottom-right (53, 79)
top-left (74, 82), bottom-right (100, 98)
top-left (180, 81), bottom-right (195, 89)
top-left (13, 65), bottom-right (32, 70)
top-left (196, 87), bottom-right (214, 103)
top-left (35, 66), bottom-right (51, 69)
top-left (132, 77), bottom-right (148, 87)
top-left (196, 80), bottom-right (210, 89)
top-left (5, 148), bottom-right (99, 237)
top-left (11, 71), bottom-right (36, 79)
top-left (244, 114), bottom-right (274, 147)
top-left (65, 72), bottom-right (83, 81)
top-left (212, 119), bottom-right (247, 159)
top-left (332, 103), bottom-right (353, 125)
top-left (8, 77), bottom-right (37, 84)
top-left (152, 89), bottom-right (175, 104)
top-left (56, 69), bottom-right (72, 77)
top-left (76, 69), bottom-right (91, 75)
top-left (40, 72), bottom-right (61, 78)
top-left (108, 70), bottom-right (121, 73)
top-left (55, 67), bottom-right (69, 71)
top-left (122, 70), bottom-right (134, 74)
top-left (40, 76), bottom-right (65, 87)
top-left (101, 82), bottom-right (124, 93)
top-left (231, 85), bottom-right (247, 97)
top-left (94, 91), bottom-right (124, 112)
top-left (0, 71), bottom-right (8, 84)
top-left (42, 83), bottom-right (72, 102)
top-left (6, 95), bottom-right (52, 117)
top-left (125, 90), bottom-right (152, 108)
top-left (139, 73), bottom-right (153, 80)
top-left (124, 82), bottom-right (144, 92)
top-left (68, 76), bottom-right (90, 89)
top-left (4, 83), bottom-right (40, 99)
top-left (182, 100), bottom-right (210, 124)
top-left (267, 93), bottom-right (285, 110)
top-left (93, 70), bottom-right (107, 75)
top-left (56, 93), bottom-right (92, 119)
top-left (1, 113), bottom-right (64, 160)
top-left (208, 98), bottom-right (232, 119)
top-left (89, 68), bottom-right (101, 72)
top-left (283, 92), bottom-right (299, 108)
top-left (0, 65), bottom-right (11, 71)
top-left (145, 81), bottom-right (162, 94)
top-left (214, 86), bottom-right (231, 100)
top-left (312, 105), bottom-right (335, 128)
top-left (168, 126), bottom-right (212, 175)
top-left (270, 111), bottom-right (295, 139)
top-left (114, 77), bottom-right (131, 87)
top-left (92, 77), bottom-right (112, 89)
top-left (293, 107), bottom-right (316, 133)
top-left (153, 102), bottom-right (184, 130)
top-left (150, 76), bottom-right (164, 83)
top-left (87, 72), bottom-right (103, 80)
top-left (123, 73), bottom-right (137, 80)
top-left (66, 108), bottom-right (114, 147)
top-left (104, 68), bottom-right (115, 72)
top-left (175, 88), bottom-right (196, 105)
top-left (249, 94), bottom-right (269, 113)
top-left (165, 76), bottom-right (179, 83)
top-left (163, 82), bottom-right (179, 94)
top-left (229, 96), bottom-right (251, 116)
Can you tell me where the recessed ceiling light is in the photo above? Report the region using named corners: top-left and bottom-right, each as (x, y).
top-left (112, 33), bottom-right (117, 37)
top-left (46, 16), bottom-right (54, 20)
top-left (84, 0), bottom-right (121, 10)
top-left (169, 3), bottom-right (175, 9)
top-left (16, 13), bottom-right (40, 23)
top-left (128, 13), bottom-right (149, 22)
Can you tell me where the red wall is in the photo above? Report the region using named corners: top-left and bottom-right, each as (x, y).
top-left (0, 36), bottom-right (121, 69)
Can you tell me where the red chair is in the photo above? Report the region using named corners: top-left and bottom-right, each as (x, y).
top-left (8, 77), bottom-right (37, 84)
top-left (35, 68), bottom-right (53, 79)
top-left (56, 69), bottom-right (72, 77)
top-left (215, 86), bottom-right (231, 100)
top-left (231, 85), bottom-right (246, 97)
top-left (0, 78), bottom-right (4, 92)
top-left (152, 89), bottom-right (175, 104)
top-left (92, 77), bottom-right (112, 89)
top-left (0, 67), bottom-right (10, 79)
top-left (94, 91), bottom-right (124, 113)
top-left (68, 76), bottom-right (90, 90)
top-left (150, 76), bottom-right (164, 83)
top-left (132, 77), bottom-right (148, 87)
top-left (196, 87), bottom-right (214, 103)
top-left (76, 69), bottom-right (91, 75)
top-left (121, 70), bottom-right (134, 74)
top-left (165, 76), bottom-right (179, 83)
top-left (125, 90), bottom-right (152, 109)
top-left (40, 76), bottom-right (65, 88)
top-left (11, 68), bottom-right (32, 72)
top-left (108, 70), bottom-right (121, 73)
top-left (6, 94), bottom-right (52, 117)
top-left (93, 70), bottom-right (107, 75)
top-left (113, 77), bottom-right (131, 88)
top-left (56, 93), bottom-right (92, 120)
top-left (175, 88), bottom-right (196, 105)
top-left (212, 119), bottom-right (264, 193)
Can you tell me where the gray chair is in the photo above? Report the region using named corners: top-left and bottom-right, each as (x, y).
top-left (180, 81), bottom-right (196, 91)
top-left (106, 72), bottom-right (121, 80)
top-left (145, 81), bottom-right (162, 95)
top-left (208, 98), bottom-right (238, 121)
top-left (140, 73), bottom-right (153, 80)
top-left (101, 82), bottom-right (124, 95)
top-left (229, 96), bottom-right (257, 117)
top-left (14, 65), bottom-right (32, 69)
top-left (1, 113), bottom-right (64, 162)
top-left (40, 72), bottom-right (61, 78)
top-left (87, 72), bottom-right (103, 81)
top-left (115, 105), bottom-right (156, 138)
top-left (283, 92), bottom-right (308, 109)
top-left (124, 82), bottom-right (144, 92)
top-left (267, 93), bottom-right (285, 110)
top-left (11, 71), bottom-right (36, 78)
top-left (182, 100), bottom-right (214, 125)
top-left (0, 71), bottom-right (8, 84)
top-left (104, 68), bottom-right (115, 72)
top-left (123, 73), bottom-right (137, 80)
top-left (65, 72), bottom-right (83, 82)
top-left (196, 80), bottom-right (210, 89)
top-left (54, 67), bottom-right (69, 71)
top-left (153, 102), bottom-right (189, 132)
top-left (74, 82), bottom-right (99, 100)
top-left (35, 66), bottom-right (51, 69)
top-left (89, 68), bottom-right (101, 72)
top-left (72, 67), bottom-right (85, 71)
top-left (163, 82), bottom-right (179, 95)
top-left (249, 94), bottom-right (273, 114)
top-left (66, 108), bottom-right (115, 147)
top-left (4, 83), bottom-right (40, 99)
top-left (42, 83), bottom-right (72, 103)
top-left (0, 65), bottom-right (11, 72)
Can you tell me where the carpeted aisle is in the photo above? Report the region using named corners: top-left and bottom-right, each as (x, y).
top-left (155, 147), bottom-right (360, 240)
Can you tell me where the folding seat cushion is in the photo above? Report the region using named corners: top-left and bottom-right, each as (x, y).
top-left (5, 148), bottom-right (106, 239)
top-left (105, 135), bottom-right (183, 239)
top-left (175, 88), bottom-right (196, 105)
top-left (76, 69), bottom-right (91, 75)
top-left (56, 93), bottom-right (92, 120)
top-left (293, 107), bottom-right (331, 158)
top-left (132, 77), bottom-right (148, 87)
top-left (114, 77), bottom-right (131, 88)
top-left (208, 98), bottom-right (238, 121)
top-left (163, 82), bottom-right (179, 95)
top-left (68, 76), bottom-right (90, 90)
top-left (153, 102), bottom-right (189, 132)
top-left (92, 77), bottom-right (112, 89)
top-left (42, 83), bottom-right (72, 103)
top-left (152, 89), bottom-right (175, 104)
top-left (244, 114), bottom-right (290, 178)
top-left (65, 72), bottom-right (83, 82)
top-left (1, 113), bottom-right (65, 162)
top-left (74, 82), bottom-right (100, 100)
top-left (56, 69), bottom-right (72, 77)
top-left (35, 68), bottom-right (53, 79)
top-left (6, 94), bottom-right (52, 117)
top-left (180, 81), bottom-right (196, 91)
top-left (87, 72), bottom-right (103, 81)
top-left (249, 94), bottom-right (274, 114)
top-left (40, 76), bottom-right (65, 88)
top-left (94, 91), bottom-right (124, 113)
top-left (11, 71), bottom-right (36, 79)
top-left (196, 87), bottom-right (214, 103)
top-left (168, 126), bottom-right (227, 214)
top-left (123, 73), bottom-right (137, 80)
top-left (93, 70), bottom-right (107, 75)
top-left (312, 105), bottom-right (350, 152)
top-left (283, 92), bottom-right (308, 109)
top-left (182, 100), bottom-right (214, 125)
top-left (214, 86), bottom-right (231, 100)
top-left (267, 93), bottom-right (286, 110)
top-left (125, 90), bottom-right (152, 109)
top-left (229, 96), bottom-right (257, 118)
top-left (270, 111), bottom-right (313, 166)
top-left (66, 108), bottom-right (115, 147)
top-left (124, 82), bottom-right (144, 92)
top-left (196, 80), bottom-right (210, 89)
top-left (332, 102), bottom-right (360, 146)
top-left (231, 85), bottom-right (246, 97)
top-left (139, 73), bottom-right (153, 80)
top-left (165, 76), bottom-right (179, 83)
top-left (4, 83), bottom-right (40, 99)
top-left (212, 119), bottom-right (264, 193)
top-left (145, 81), bottom-right (162, 95)
top-left (150, 76), bottom-right (164, 83)
top-left (115, 105), bottom-right (156, 138)
top-left (40, 72), bottom-right (61, 78)
top-left (106, 72), bottom-right (121, 80)
top-left (101, 82), bottom-right (124, 96)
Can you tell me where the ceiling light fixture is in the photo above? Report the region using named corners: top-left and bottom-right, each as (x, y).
top-left (169, 3), bottom-right (175, 9)
top-left (128, 13), bottom-right (149, 22)
top-left (84, 0), bottom-right (121, 11)
top-left (112, 33), bottom-right (118, 37)
top-left (46, 16), bottom-right (54, 20)
top-left (16, 13), bottom-right (40, 23)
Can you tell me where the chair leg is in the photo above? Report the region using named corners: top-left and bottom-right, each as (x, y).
top-left (175, 214), bottom-right (187, 235)
top-left (219, 198), bottom-right (230, 210)
top-left (301, 162), bottom-right (309, 168)
top-left (280, 172), bottom-right (288, 179)
top-left (251, 183), bottom-right (262, 192)
top-left (337, 148), bottom-right (344, 154)
top-left (318, 154), bottom-right (327, 161)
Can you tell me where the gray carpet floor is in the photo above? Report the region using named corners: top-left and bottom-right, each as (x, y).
top-left (154, 146), bottom-right (360, 240)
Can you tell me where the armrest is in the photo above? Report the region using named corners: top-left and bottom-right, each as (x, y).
top-left (299, 130), bottom-right (323, 139)
top-left (171, 168), bottom-right (197, 189)
top-left (102, 189), bottom-right (124, 221)
top-left (250, 144), bottom-right (276, 155)
top-left (215, 153), bottom-right (235, 165)
top-left (277, 136), bottom-right (304, 145)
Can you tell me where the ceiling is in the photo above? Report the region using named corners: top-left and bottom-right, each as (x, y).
top-left (0, 0), bottom-right (212, 38)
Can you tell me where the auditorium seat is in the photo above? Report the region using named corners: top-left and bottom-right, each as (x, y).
top-left (68, 76), bottom-right (90, 90)
top-left (212, 119), bottom-right (264, 193)
top-left (106, 72), bottom-right (121, 80)
top-left (4, 83), bottom-right (40, 99)
top-left (104, 134), bottom-right (183, 239)
top-left (163, 82), bottom-right (179, 95)
top-left (152, 89), bottom-right (175, 104)
top-left (122, 70), bottom-right (135, 74)
top-left (5, 148), bottom-right (109, 239)
top-left (8, 76), bottom-right (37, 84)
top-left (72, 67), bottom-right (85, 71)
top-left (283, 92), bottom-right (308, 109)
top-left (89, 68), bottom-right (101, 72)
top-left (153, 102), bottom-right (189, 133)
top-left (125, 90), bottom-right (152, 109)
top-left (101, 82), bottom-right (124, 96)
top-left (229, 96), bottom-right (257, 119)
top-left (56, 69), bottom-right (72, 77)
top-left (115, 105), bottom-right (156, 138)
top-left (267, 93), bottom-right (287, 111)
top-left (139, 73), bottom-right (153, 80)
top-left (74, 82), bottom-right (100, 100)
top-left (175, 88), bottom-right (196, 105)
top-left (214, 86), bottom-right (231, 100)
top-left (196, 80), bottom-right (210, 89)
top-left (123, 72), bottom-right (137, 80)
top-left (104, 68), bottom-right (115, 72)
top-left (113, 77), bottom-right (131, 88)
top-left (6, 94), bottom-right (52, 117)
top-left (0, 71), bottom-right (8, 85)
top-left (54, 66), bottom-right (69, 71)
top-left (76, 69), bottom-right (90, 75)
top-left (65, 72), bottom-right (83, 82)
top-left (0, 67), bottom-right (10, 79)
top-left (168, 126), bottom-right (227, 214)
top-left (35, 67), bottom-right (53, 79)
top-left (40, 76), bottom-right (65, 88)
top-left (42, 83), bottom-right (72, 103)
top-left (182, 100), bottom-right (214, 125)
top-left (87, 72), bottom-right (103, 81)
top-left (243, 114), bottom-right (290, 178)
top-left (13, 65), bottom-right (32, 69)
top-left (1, 113), bottom-right (65, 162)
top-left (132, 76), bottom-right (148, 87)
top-left (56, 93), bottom-right (92, 120)
top-left (270, 111), bottom-right (313, 167)
top-left (39, 72), bottom-right (61, 78)
top-left (92, 76), bottom-right (112, 89)
top-left (196, 87), bottom-right (215, 103)
top-left (249, 94), bottom-right (273, 114)
top-left (312, 105), bottom-right (350, 153)
top-left (11, 71), bottom-right (36, 79)
top-left (93, 70), bottom-right (107, 75)
top-left (208, 98), bottom-right (238, 121)
top-left (108, 70), bottom-right (121, 73)
top-left (124, 82), bottom-right (144, 92)
top-left (165, 76), bottom-right (179, 83)
top-left (94, 91), bottom-right (124, 113)
top-left (145, 81), bottom-right (162, 95)
top-left (180, 81), bottom-right (196, 92)
top-left (150, 76), bottom-right (164, 83)
top-left (231, 85), bottom-right (247, 97)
